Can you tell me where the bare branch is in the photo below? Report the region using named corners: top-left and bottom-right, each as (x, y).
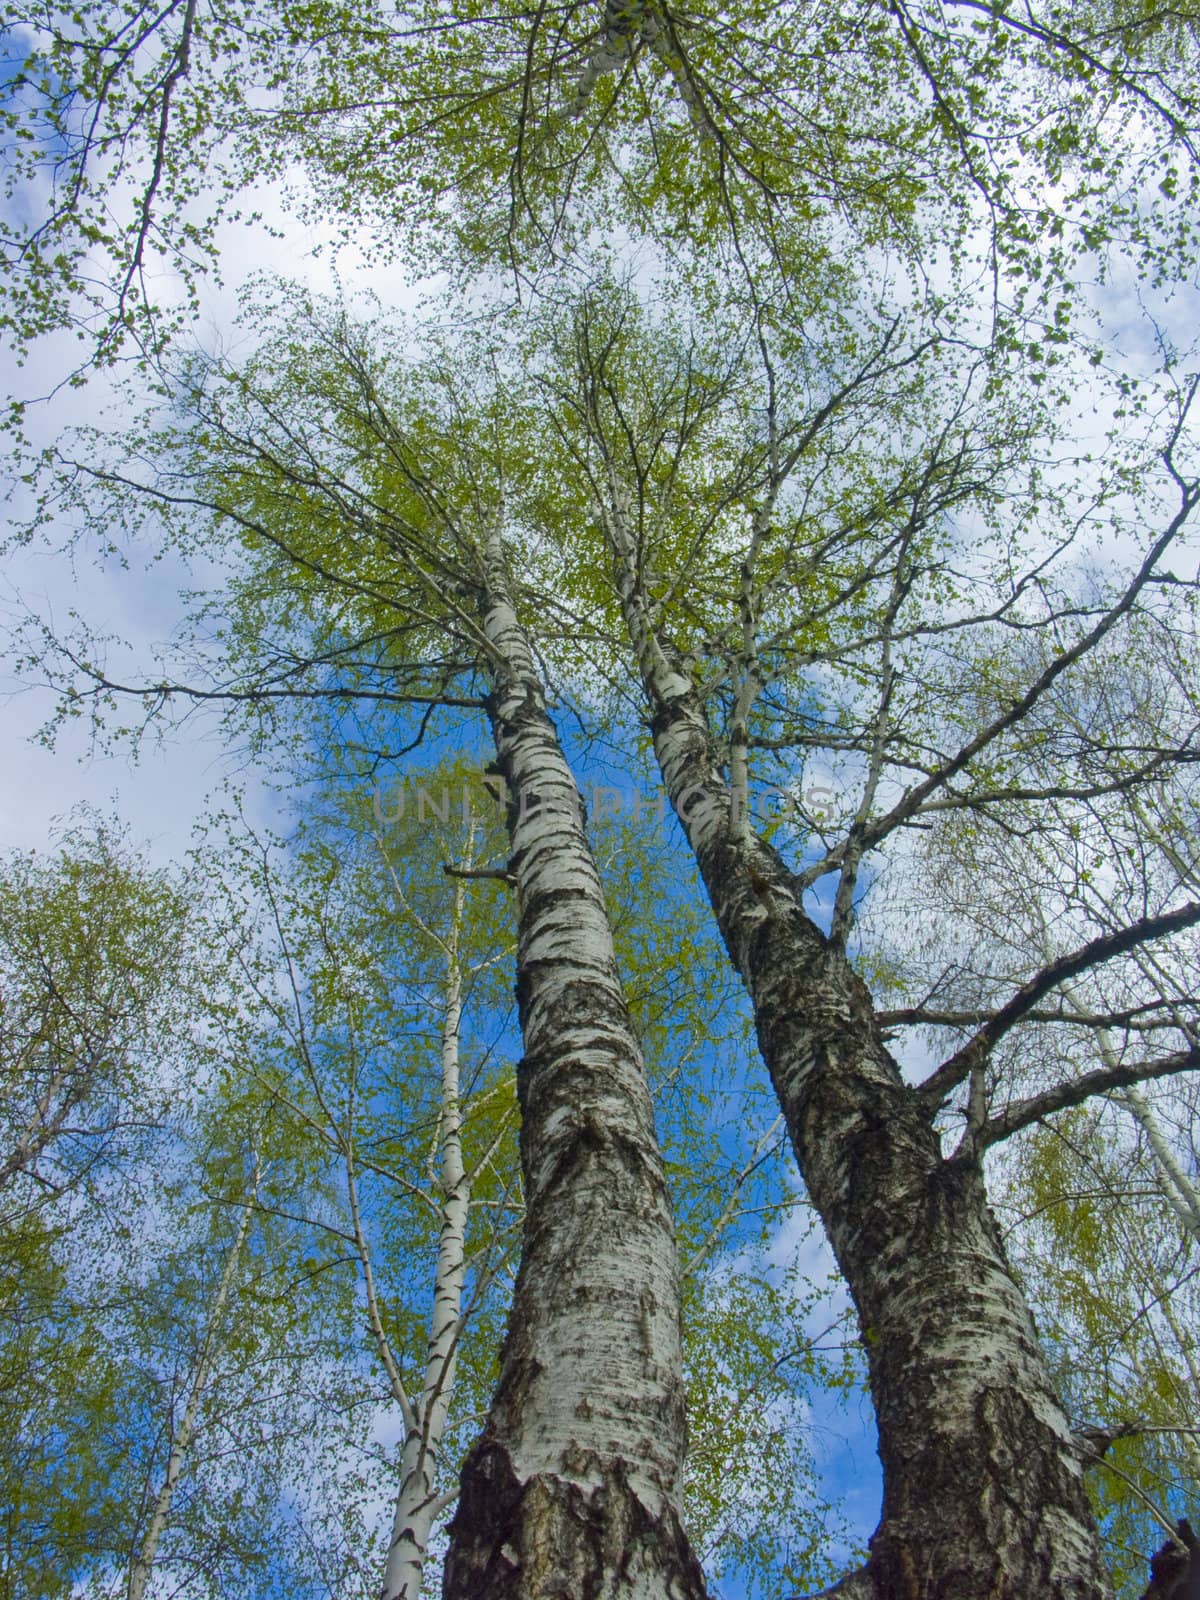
top-left (831, 472), bottom-right (1200, 869)
top-left (919, 900), bottom-right (1200, 1109)
top-left (441, 864), bottom-right (515, 887)
top-left (973, 1044), bottom-right (1200, 1151)
top-left (880, 1000), bottom-right (1178, 1033)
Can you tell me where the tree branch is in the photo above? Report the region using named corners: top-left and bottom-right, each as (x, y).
top-left (918, 900), bottom-right (1200, 1109)
top-left (837, 467), bottom-right (1200, 866)
top-left (441, 863), bottom-right (515, 886)
top-left (880, 999), bottom-right (1177, 1033)
top-left (973, 1044), bottom-right (1200, 1151)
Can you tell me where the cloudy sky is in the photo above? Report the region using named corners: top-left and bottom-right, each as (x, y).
top-left (3, 58), bottom-right (1196, 864)
top-left (3, 35), bottom-right (1199, 1595)
top-left (1, 164), bottom-right (438, 860)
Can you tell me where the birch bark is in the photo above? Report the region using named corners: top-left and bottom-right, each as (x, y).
top-left (0, 1053), bottom-right (90, 1188)
top-left (607, 517), bottom-right (1113, 1599)
top-left (379, 877), bottom-right (471, 1600)
top-left (441, 526), bottom-right (708, 1600)
top-left (1117, 1079), bottom-right (1200, 1247)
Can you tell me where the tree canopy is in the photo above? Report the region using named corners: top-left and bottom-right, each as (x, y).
top-left (2, 0), bottom-right (1199, 1595)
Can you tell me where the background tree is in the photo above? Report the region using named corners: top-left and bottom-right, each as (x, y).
top-left (0, 822), bottom-right (193, 1600)
top-left (0, 818), bottom-right (189, 1198)
top-left (0, 822), bottom-right (348, 1600)
top-left (197, 772), bottom-right (523, 1600)
top-left (105, 1119), bottom-right (331, 1600)
top-left (1001, 1098), bottom-right (1200, 1597)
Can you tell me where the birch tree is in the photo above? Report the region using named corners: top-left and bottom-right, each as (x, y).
top-left (17, 255), bottom-right (1200, 1596)
top-left (0, 826), bottom-right (198, 1600)
top-left (74, 316), bottom-right (711, 1594)
top-left (124, 1150), bottom-right (262, 1600)
top-left (0, 821), bottom-right (189, 1200)
top-left (200, 776), bottom-right (523, 1600)
top-left (0, 1208), bottom-right (131, 1600)
top-left (1001, 1099), bottom-right (1200, 1597)
top-left (368, 814), bottom-right (509, 1600)
top-left (395, 515), bottom-right (704, 1598)
top-left (524, 288), bottom-right (1200, 1598)
top-left (0, 843), bottom-right (340, 1600)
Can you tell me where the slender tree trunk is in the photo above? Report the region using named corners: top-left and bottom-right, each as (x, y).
top-left (611, 535), bottom-right (1111, 1598)
top-left (1116, 1077), bottom-right (1200, 1483)
top-left (1117, 1078), bottom-right (1200, 1245)
top-left (126, 1180), bottom-right (256, 1600)
top-left (382, 893), bottom-right (470, 1600)
top-left (0, 1052), bottom-right (91, 1188)
top-left (441, 527), bottom-right (708, 1600)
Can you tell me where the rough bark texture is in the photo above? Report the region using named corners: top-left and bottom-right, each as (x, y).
top-left (612, 543), bottom-right (1113, 1598)
top-left (441, 531), bottom-right (708, 1600)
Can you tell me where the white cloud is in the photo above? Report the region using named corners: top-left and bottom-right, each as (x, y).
top-left (1, 161), bottom-right (441, 862)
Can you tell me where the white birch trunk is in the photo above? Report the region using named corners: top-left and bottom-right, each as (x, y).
top-left (1117, 1079), bottom-right (1200, 1246)
top-left (442, 526), bottom-right (707, 1600)
top-left (126, 1180), bottom-right (256, 1600)
top-left (605, 516), bottom-right (1112, 1598)
top-left (1114, 1071), bottom-right (1200, 1484)
top-left (382, 889), bottom-right (470, 1600)
top-left (0, 1050), bottom-right (92, 1188)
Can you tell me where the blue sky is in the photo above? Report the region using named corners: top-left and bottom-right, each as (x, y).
top-left (6, 31), bottom-right (1199, 1597)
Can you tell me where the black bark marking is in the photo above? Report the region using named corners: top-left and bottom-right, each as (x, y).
top-left (444, 1442), bottom-right (709, 1600)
